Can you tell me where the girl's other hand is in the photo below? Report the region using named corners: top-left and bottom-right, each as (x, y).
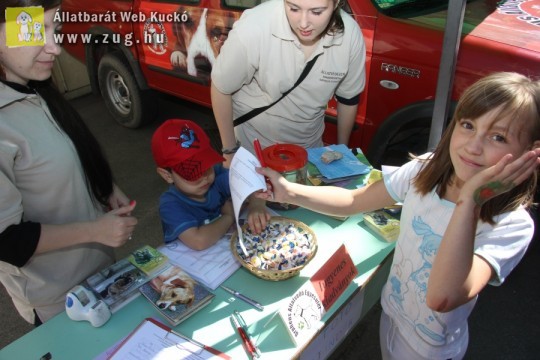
top-left (468, 149), bottom-right (540, 206)
top-left (254, 167), bottom-right (288, 203)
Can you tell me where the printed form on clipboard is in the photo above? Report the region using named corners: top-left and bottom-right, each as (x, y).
top-left (107, 318), bottom-right (230, 359)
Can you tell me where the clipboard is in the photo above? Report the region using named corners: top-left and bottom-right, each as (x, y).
top-left (107, 318), bottom-right (230, 359)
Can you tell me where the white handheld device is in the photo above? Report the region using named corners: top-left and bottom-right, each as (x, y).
top-left (65, 285), bottom-right (111, 327)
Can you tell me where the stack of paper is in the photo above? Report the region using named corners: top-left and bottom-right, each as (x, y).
top-left (158, 235), bottom-right (240, 290)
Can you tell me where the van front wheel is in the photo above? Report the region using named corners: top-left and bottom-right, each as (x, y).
top-left (97, 53), bottom-right (155, 128)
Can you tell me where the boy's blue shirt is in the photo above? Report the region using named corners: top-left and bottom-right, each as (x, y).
top-left (159, 165), bottom-right (231, 243)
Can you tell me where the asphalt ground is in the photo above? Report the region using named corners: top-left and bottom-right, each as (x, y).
top-left (1, 93), bottom-right (539, 359)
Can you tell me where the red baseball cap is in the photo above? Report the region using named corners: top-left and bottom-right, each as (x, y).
top-left (151, 119), bottom-right (224, 181)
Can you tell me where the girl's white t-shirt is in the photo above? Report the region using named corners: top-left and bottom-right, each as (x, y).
top-left (381, 155), bottom-right (533, 359)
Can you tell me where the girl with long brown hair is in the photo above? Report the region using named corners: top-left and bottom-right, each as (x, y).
top-left (255, 72), bottom-right (540, 359)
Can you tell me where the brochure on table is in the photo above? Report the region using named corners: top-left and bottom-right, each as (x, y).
top-left (307, 144), bottom-right (371, 180)
top-left (127, 245), bottom-right (169, 277)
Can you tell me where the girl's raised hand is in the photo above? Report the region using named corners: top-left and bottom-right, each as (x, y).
top-left (468, 149), bottom-right (540, 206)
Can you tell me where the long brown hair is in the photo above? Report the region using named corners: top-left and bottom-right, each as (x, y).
top-left (414, 72), bottom-right (540, 223)
top-left (325, 0), bottom-right (345, 35)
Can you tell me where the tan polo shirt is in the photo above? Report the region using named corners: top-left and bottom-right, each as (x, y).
top-left (0, 83), bottom-right (114, 323)
top-left (211, 0), bottom-right (366, 154)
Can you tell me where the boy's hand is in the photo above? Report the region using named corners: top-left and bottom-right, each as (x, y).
top-left (247, 197), bottom-right (271, 234)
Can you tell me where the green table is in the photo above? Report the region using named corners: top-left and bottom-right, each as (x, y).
top-left (0, 206), bottom-right (395, 360)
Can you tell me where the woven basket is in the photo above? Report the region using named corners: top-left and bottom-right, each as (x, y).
top-left (230, 216), bottom-right (318, 281)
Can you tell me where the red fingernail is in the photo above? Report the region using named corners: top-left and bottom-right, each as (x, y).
top-left (130, 200), bottom-right (136, 206)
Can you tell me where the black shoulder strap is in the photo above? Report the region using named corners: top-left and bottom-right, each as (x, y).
top-left (233, 54), bottom-right (321, 127)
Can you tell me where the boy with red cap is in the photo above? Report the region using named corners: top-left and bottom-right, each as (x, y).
top-left (151, 119), bottom-right (234, 250)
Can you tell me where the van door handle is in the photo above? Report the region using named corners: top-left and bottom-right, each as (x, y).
top-left (380, 80), bottom-right (399, 90)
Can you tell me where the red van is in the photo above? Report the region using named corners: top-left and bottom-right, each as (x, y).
top-left (60, 0), bottom-right (540, 167)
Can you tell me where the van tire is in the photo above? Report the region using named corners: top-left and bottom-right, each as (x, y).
top-left (97, 53), bottom-right (156, 128)
top-left (367, 101), bottom-right (456, 169)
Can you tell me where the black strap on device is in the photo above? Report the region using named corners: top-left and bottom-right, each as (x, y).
top-left (233, 54), bottom-right (321, 127)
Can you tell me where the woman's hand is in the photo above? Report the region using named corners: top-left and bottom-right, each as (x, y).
top-left (464, 149), bottom-right (540, 206)
top-left (108, 184), bottom-right (131, 210)
top-left (92, 201), bottom-right (138, 247)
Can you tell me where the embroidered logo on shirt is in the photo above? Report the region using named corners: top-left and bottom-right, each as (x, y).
top-left (320, 70), bottom-right (345, 83)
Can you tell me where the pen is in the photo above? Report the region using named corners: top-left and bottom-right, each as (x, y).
top-left (253, 139), bottom-right (266, 167)
top-left (221, 285), bottom-right (264, 311)
top-left (230, 314), bottom-right (259, 359)
top-left (169, 328), bottom-right (206, 349)
top-left (253, 139), bottom-right (273, 199)
top-left (233, 310), bottom-right (262, 357)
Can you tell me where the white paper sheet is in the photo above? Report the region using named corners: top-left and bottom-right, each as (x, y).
top-left (158, 235), bottom-right (240, 291)
top-left (228, 147), bottom-right (267, 254)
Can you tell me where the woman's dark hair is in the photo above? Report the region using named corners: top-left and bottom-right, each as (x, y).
top-left (1, 0), bottom-right (114, 207)
top-left (31, 81), bottom-right (114, 207)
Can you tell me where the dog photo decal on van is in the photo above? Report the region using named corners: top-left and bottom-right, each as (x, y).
top-left (169, 7), bottom-right (240, 77)
top-left (5, 6), bottom-right (45, 47)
